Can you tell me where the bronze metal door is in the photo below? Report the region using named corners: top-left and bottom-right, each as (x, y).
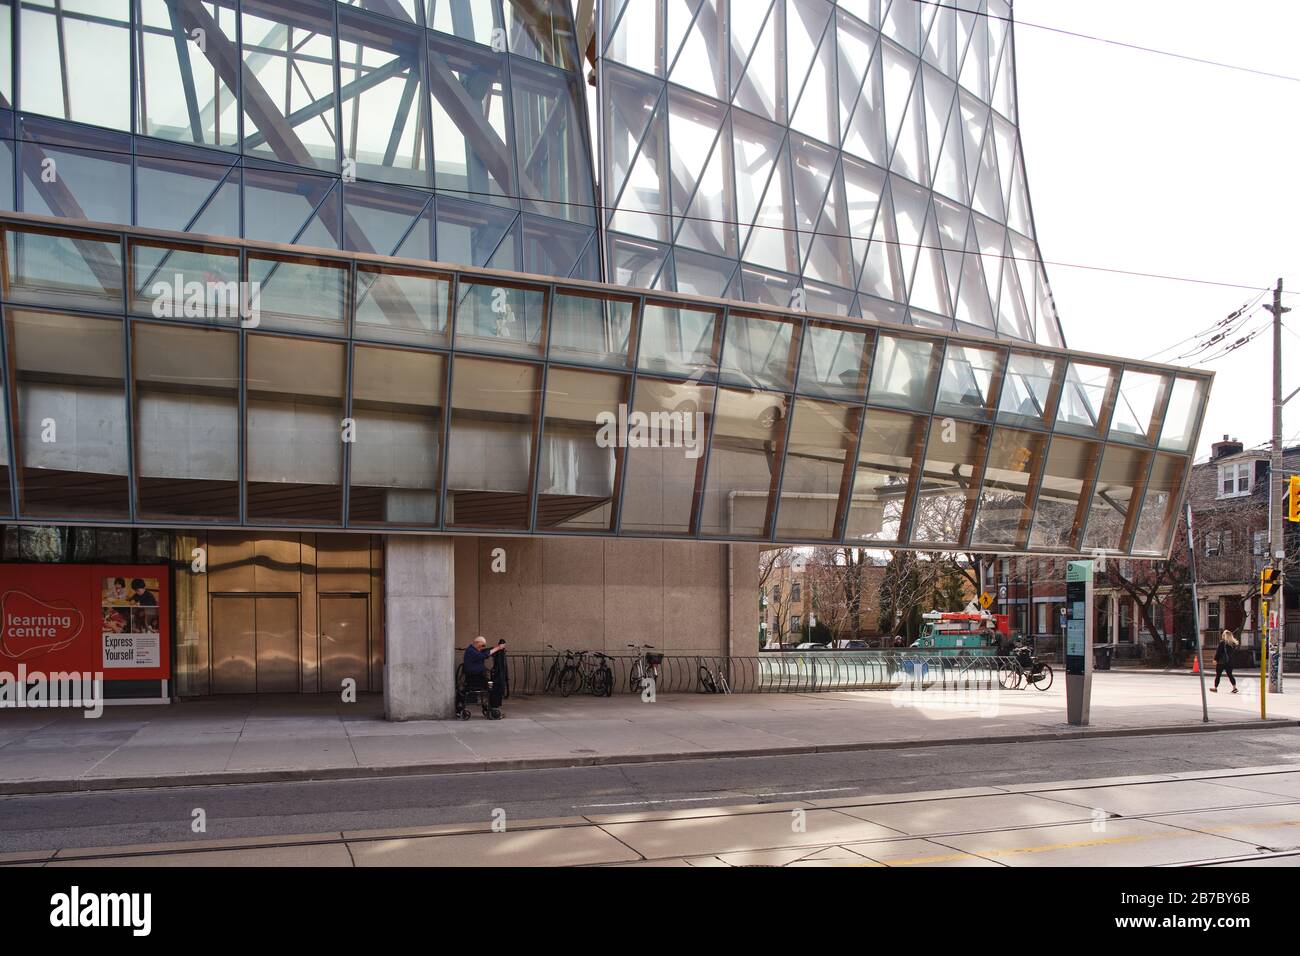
top-left (209, 594), bottom-right (300, 693)
top-left (319, 594), bottom-right (369, 692)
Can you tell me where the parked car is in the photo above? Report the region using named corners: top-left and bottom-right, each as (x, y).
top-left (832, 640), bottom-right (869, 649)
top-left (795, 642), bottom-right (829, 650)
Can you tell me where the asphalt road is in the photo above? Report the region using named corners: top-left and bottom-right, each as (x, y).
top-left (2, 726), bottom-right (1298, 854)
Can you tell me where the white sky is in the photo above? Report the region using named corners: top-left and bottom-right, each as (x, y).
top-left (1014, 0), bottom-right (1300, 461)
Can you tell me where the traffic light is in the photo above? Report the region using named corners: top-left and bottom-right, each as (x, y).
top-left (1262, 567), bottom-right (1279, 598)
top-left (1289, 475), bottom-right (1300, 523)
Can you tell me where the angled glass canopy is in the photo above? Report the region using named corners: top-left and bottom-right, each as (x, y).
top-left (0, 212), bottom-right (1209, 557)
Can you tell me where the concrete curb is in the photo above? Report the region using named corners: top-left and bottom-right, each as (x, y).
top-left (2, 717), bottom-right (1295, 796)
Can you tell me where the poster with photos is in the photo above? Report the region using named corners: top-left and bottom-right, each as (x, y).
top-left (100, 575), bottom-right (161, 669)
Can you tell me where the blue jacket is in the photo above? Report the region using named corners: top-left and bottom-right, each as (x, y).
top-left (463, 645), bottom-right (493, 675)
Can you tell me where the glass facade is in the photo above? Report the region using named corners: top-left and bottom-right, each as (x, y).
top-left (0, 0), bottom-right (599, 278)
top-left (598, 0), bottom-right (1065, 345)
top-left (0, 214), bottom-right (1209, 556)
top-left (0, 2), bottom-right (1212, 561)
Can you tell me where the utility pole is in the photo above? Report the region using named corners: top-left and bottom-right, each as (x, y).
top-left (1266, 278), bottom-right (1290, 694)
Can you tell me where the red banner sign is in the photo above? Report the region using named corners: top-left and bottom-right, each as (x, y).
top-left (0, 565), bottom-right (170, 681)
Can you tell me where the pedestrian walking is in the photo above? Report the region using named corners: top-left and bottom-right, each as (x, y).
top-left (1209, 629), bottom-right (1239, 694)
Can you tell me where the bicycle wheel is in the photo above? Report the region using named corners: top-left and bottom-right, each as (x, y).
top-left (558, 666), bottom-right (581, 697)
top-left (697, 665), bottom-right (717, 694)
top-left (592, 667), bottom-right (612, 698)
top-left (628, 664), bottom-right (643, 694)
top-left (998, 663), bottom-right (1021, 690)
top-left (1033, 664), bottom-right (1054, 691)
top-left (543, 660), bottom-right (561, 694)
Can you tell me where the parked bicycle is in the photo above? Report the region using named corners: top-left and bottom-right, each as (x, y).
top-left (628, 643), bottom-right (663, 693)
top-left (696, 658), bottom-right (731, 694)
top-left (999, 645), bottom-right (1053, 691)
top-left (556, 650), bottom-right (615, 697)
top-left (543, 645), bottom-right (576, 694)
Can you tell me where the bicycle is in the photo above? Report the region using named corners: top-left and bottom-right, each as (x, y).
top-left (999, 646), bottom-right (1054, 691)
top-left (627, 643), bottom-right (663, 693)
top-left (543, 645), bottom-right (575, 694)
top-left (696, 658), bottom-right (731, 694)
top-left (586, 652), bottom-right (614, 697)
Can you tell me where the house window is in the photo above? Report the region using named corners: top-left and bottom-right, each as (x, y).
top-left (1205, 532), bottom-right (1221, 556)
top-left (1207, 600), bottom-right (1220, 632)
top-left (791, 614), bottom-right (802, 634)
top-left (1222, 531), bottom-right (1233, 553)
top-left (1217, 461), bottom-right (1253, 498)
top-left (772, 584), bottom-right (781, 602)
top-left (791, 583), bottom-right (801, 602)
top-left (1253, 531), bottom-right (1267, 556)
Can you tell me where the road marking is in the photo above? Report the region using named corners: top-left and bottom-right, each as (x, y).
top-left (577, 786), bottom-right (859, 808)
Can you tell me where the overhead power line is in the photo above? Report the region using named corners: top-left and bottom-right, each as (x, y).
top-left (914, 0), bottom-right (1300, 85)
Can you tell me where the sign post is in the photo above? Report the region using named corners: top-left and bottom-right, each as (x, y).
top-left (1064, 560), bottom-right (1094, 726)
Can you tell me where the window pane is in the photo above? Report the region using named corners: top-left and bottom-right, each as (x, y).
top-left (0, 348), bottom-right (9, 516)
top-left (354, 265), bottom-right (451, 347)
top-left (3, 226), bottom-right (123, 312)
top-left (867, 333), bottom-right (939, 409)
top-left (247, 253), bottom-right (349, 336)
top-left (8, 310), bottom-right (128, 517)
top-left (971, 427), bottom-right (1046, 548)
top-left (339, 9), bottom-right (428, 187)
top-left (1109, 369), bottom-right (1168, 445)
top-left (1158, 376), bottom-right (1207, 452)
top-left (511, 58), bottom-right (594, 222)
top-left (241, 0), bottom-right (339, 169)
top-left (133, 323), bottom-right (239, 520)
top-left (548, 290), bottom-right (636, 368)
top-left (349, 346), bottom-right (445, 526)
top-left (428, 35), bottom-right (515, 203)
top-left (637, 301), bottom-right (721, 377)
top-left (1029, 435), bottom-right (1102, 551)
top-left (454, 278), bottom-right (548, 356)
top-left (1055, 361), bottom-right (1115, 438)
top-left (21, 0), bottom-right (131, 130)
top-left (618, 376), bottom-right (714, 534)
top-left (137, 0), bottom-right (239, 147)
top-left (504, 0), bottom-right (577, 69)
top-left (911, 419), bottom-right (991, 546)
top-left (774, 399), bottom-right (858, 540)
top-left (934, 343), bottom-right (1003, 421)
top-left (997, 352), bottom-right (1057, 428)
top-left (797, 322), bottom-right (872, 400)
top-left (845, 409), bottom-right (925, 543)
top-left (1083, 445), bottom-right (1151, 552)
top-left (129, 240), bottom-right (243, 324)
top-left (700, 388), bottom-right (790, 538)
top-left (537, 367), bottom-right (625, 530)
top-left (20, 140), bottom-right (132, 225)
top-left (1132, 454), bottom-right (1187, 556)
top-left (720, 312), bottom-right (797, 391)
top-left (446, 357), bottom-right (540, 529)
top-left (246, 335), bottom-right (346, 522)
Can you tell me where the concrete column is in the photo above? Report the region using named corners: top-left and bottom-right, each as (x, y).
top-left (1109, 593), bottom-right (1118, 645)
top-left (384, 535), bottom-right (455, 721)
top-left (727, 543), bottom-right (761, 657)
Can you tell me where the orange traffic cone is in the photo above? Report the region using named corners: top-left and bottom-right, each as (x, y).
top-left (1191, 655), bottom-right (1200, 674)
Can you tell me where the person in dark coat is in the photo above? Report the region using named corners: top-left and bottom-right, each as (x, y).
top-left (1210, 629), bottom-right (1238, 694)
top-left (463, 636), bottom-right (505, 694)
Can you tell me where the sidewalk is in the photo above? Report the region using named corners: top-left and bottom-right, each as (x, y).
top-left (1, 672), bottom-right (1297, 795)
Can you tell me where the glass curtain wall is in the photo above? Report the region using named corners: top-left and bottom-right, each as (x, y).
top-left (0, 214), bottom-right (1210, 558)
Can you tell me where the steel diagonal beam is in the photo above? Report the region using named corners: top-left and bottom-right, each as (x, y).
top-left (428, 49), bottom-right (545, 204)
